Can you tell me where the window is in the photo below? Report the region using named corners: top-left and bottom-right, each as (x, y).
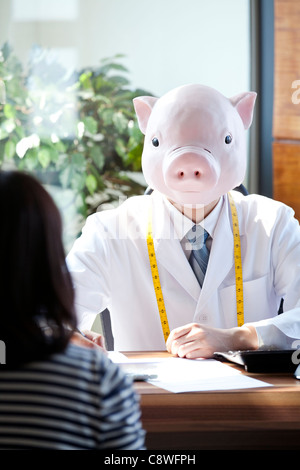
top-left (0, 0), bottom-right (251, 250)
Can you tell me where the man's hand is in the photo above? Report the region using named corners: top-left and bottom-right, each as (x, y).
top-left (71, 329), bottom-right (106, 353)
top-left (166, 322), bottom-right (258, 359)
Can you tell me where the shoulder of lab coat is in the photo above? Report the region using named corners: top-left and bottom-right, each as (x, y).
top-left (66, 195), bottom-right (153, 330)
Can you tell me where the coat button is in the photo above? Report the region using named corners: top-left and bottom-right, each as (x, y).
top-left (199, 313), bottom-right (208, 323)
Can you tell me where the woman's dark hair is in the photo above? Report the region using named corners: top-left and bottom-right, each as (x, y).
top-left (0, 171), bottom-right (77, 366)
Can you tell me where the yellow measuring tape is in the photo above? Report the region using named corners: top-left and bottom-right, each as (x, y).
top-left (147, 192), bottom-right (244, 341)
top-left (228, 192), bottom-right (244, 327)
top-left (147, 207), bottom-right (170, 342)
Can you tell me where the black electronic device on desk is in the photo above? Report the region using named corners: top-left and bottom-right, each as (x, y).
top-left (214, 349), bottom-right (299, 374)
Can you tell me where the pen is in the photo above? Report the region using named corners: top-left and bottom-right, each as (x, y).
top-left (74, 327), bottom-right (105, 350)
top-left (75, 327), bottom-right (89, 339)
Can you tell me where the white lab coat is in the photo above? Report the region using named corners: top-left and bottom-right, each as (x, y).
top-left (66, 190), bottom-right (300, 351)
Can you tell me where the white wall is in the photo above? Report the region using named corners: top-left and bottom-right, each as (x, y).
top-left (0, 0), bottom-right (250, 98)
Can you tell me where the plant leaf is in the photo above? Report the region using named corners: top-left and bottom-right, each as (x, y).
top-left (86, 173), bottom-right (97, 195)
top-left (83, 116), bottom-right (98, 134)
top-left (4, 140), bottom-right (16, 159)
top-left (38, 148), bottom-right (51, 168)
top-left (90, 145), bottom-right (105, 170)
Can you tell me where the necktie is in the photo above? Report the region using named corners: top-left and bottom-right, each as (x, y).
top-left (186, 225), bottom-right (209, 287)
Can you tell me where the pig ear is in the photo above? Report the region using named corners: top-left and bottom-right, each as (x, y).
top-left (133, 96), bottom-right (158, 134)
top-left (230, 92), bottom-right (257, 130)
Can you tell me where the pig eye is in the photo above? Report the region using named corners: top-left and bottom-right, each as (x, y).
top-left (225, 134), bottom-right (232, 144)
top-left (152, 137), bottom-right (159, 147)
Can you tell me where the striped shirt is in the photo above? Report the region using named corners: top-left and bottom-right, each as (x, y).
top-left (0, 343), bottom-right (145, 449)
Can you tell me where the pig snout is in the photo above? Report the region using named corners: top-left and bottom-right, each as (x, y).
top-left (163, 147), bottom-right (220, 192)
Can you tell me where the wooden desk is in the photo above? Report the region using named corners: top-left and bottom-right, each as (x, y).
top-left (126, 351), bottom-right (300, 450)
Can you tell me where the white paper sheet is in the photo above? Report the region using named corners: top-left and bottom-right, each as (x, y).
top-left (108, 352), bottom-right (272, 393)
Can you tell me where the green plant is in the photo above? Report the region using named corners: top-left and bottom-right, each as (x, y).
top-left (0, 43), bottom-right (151, 244)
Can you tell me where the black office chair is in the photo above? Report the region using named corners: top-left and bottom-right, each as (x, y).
top-left (100, 309), bottom-right (114, 350)
top-left (233, 184), bottom-right (249, 196)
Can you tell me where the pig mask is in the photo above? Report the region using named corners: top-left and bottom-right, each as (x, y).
top-left (133, 84), bottom-right (256, 206)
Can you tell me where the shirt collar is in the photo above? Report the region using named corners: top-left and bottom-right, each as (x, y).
top-left (162, 194), bottom-right (224, 241)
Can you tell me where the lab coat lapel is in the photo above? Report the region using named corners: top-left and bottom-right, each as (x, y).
top-left (197, 196), bottom-right (235, 310)
top-left (155, 238), bottom-right (201, 302)
top-left (148, 192), bottom-right (242, 306)
top-left (150, 193), bottom-right (200, 302)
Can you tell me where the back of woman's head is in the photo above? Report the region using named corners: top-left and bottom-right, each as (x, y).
top-left (0, 171), bottom-right (76, 366)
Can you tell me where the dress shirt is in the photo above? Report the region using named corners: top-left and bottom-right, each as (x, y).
top-left (162, 195), bottom-right (224, 260)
